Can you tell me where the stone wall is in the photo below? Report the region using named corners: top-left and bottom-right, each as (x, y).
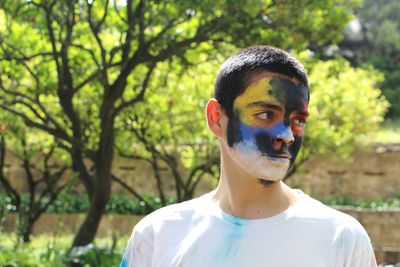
top-left (3, 144), bottom-right (399, 200)
top-left (287, 144), bottom-right (400, 200)
top-left (112, 144), bottom-right (400, 200)
top-left (1, 148), bottom-right (213, 198)
top-left (3, 207), bottom-right (400, 264)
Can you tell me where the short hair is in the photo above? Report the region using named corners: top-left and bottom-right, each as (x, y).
top-left (214, 46), bottom-right (309, 117)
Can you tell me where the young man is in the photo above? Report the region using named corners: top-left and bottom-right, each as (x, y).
top-left (121, 46), bottom-right (377, 267)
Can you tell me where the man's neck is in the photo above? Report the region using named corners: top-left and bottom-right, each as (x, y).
top-left (212, 155), bottom-right (298, 219)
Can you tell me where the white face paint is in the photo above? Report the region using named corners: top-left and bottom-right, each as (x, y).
top-left (228, 139), bottom-right (290, 181)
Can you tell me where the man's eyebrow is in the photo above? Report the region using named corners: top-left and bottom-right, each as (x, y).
top-left (293, 110), bottom-right (310, 117)
top-left (247, 101), bottom-right (283, 111)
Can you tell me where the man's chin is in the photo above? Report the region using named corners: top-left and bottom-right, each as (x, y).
top-left (253, 167), bottom-right (287, 182)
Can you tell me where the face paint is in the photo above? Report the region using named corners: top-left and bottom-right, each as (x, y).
top-left (226, 73), bottom-right (309, 181)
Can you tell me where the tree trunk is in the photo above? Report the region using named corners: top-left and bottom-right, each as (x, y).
top-left (71, 171), bottom-right (111, 247)
top-left (71, 114), bottom-right (114, 248)
top-left (21, 218), bottom-right (33, 243)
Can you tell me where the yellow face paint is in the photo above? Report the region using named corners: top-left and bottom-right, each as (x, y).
top-left (233, 76), bottom-right (281, 125)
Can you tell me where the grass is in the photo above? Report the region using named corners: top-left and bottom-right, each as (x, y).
top-left (361, 119), bottom-right (400, 144)
top-left (0, 232), bottom-right (129, 267)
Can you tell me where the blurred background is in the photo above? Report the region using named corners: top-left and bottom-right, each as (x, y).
top-left (0, 0), bottom-right (399, 266)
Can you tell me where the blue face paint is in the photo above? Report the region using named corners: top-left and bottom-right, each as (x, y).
top-left (229, 118), bottom-right (295, 159)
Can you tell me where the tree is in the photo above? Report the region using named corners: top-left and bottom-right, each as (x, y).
top-left (336, 0), bottom-right (400, 118)
top-left (290, 54), bottom-right (389, 173)
top-left (115, 59), bottom-right (221, 204)
top-left (0, 0), bottom-right (359, 247)
top-left (0, 117), bottom-right (71, 242)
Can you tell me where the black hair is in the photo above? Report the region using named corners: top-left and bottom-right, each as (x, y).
top-left (214, 46), bottom-right (309, 117)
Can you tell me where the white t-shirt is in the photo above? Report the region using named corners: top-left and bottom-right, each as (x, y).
top-left (121, 190), bottom-right (377, 267)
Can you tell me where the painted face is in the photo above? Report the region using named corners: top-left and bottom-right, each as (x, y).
top-left (226, 72), bottom-right (309, 181)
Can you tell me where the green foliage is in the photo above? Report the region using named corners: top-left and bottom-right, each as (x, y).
top-left (66, 243), bottom-right (120, 267)
top-left (105, 194), bottom-right (176, 215)
top-left (0, 0), bottom-right (361, 156)
top-left (0, 247), bottom-right (44, 267)
top-left (0, 193), bottom-right (176, 215)
top-left (321, 197), bottom-right (400, 209)
top-left (0, 0), bottom-right (358, 144)
top-left (45, 193), bottom-right (90, 214)
top-left (116, 57), bottom-right (221, 201)
top-left (337, 0), bottom-right (400, 118)
top-left (368, 54), bottom-right (400, 119)
top-left (360, 119), bottom-right (400, 144)
top-left (297, 54), bottom-right (389, 161)
top-left (0, 233), bottom-right (127, 267)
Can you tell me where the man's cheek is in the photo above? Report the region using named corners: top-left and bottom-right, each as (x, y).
top-left (227, 114), bottom-right (274, 154)
top-left (227, 113), bottom-right (242, 147)
top-left (254, 132), bottom-right (274, 155)
top-left (291, 126), bottom-right (304, 136)
top-left (289, 136), bottom-right (303, 164)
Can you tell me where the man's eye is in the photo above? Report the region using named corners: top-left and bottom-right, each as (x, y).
top-left (255, 112), bottom-right (273, 120)
top-left (292, 118), bottom-right (306, 127)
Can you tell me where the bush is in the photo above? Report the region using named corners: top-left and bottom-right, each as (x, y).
top-left (0, 233), bottom-right (126, 267)
top-left (304, 58), bottom-right (389, 159)
top-left (1, 193), bottom-right (177, 215)
top-left (321, 197), bottom-right (400, 209)
top-left (65, 243), bottom-right (120, 267)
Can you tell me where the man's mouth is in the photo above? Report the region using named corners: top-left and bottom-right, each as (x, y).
top-left (274, 153), bottom-right (292, 159)
top-left (261, 153), bottom-right (292, 160)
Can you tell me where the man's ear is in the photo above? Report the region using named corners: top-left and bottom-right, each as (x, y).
top-left (206, 98), bottom-right (224, 138)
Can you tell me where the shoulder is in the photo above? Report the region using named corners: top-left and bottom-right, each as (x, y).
top-left (297, 194), bottom-right (376, 265)
top-left (125, 194), bottom-right (210, 260)
top-left (298, 193), bottom-right (371, 243)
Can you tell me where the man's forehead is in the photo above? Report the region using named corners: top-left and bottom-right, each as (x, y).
top-left (247, 70), bottom-right (303, 87)
top-left (234, 71), bottom-right (308, 108)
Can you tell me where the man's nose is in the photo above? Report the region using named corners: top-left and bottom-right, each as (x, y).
top-left (274, 123), bottom-right (294, 145)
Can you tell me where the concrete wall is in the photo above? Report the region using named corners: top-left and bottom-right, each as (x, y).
top-left (3, 207), bottom-right (400, 264)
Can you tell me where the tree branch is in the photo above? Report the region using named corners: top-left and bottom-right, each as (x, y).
top-left (70, 43), bottom-right (100, 68)
top-left (111, 174), bottom-right (154, 212)
top-left (21, 136), bottom-right (36, 213)
top-left (0, 104), bottom-right (69, 141)
top-left (114, 62), bottom-right (156, 116)
top-left (0, 134), bottom-right (21, 209)
top-left (116, 147), bottom-right (151, 163)
top-left (92, 0), bottom-right (110, 33)
top-left (73, 69), bottom-right (102, 93)
top-left (137, 0), bottom-right (146, 49)
top-left (185, 155), bottom-right (219, 190)
top-left (121, 0), bottom-right (135, 65)
top-left (43, 1), bottom-right (61, 76)
top-left (87, 0), bottom-right (109, 87)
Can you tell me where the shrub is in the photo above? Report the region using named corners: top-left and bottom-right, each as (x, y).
top-left (0, 233), bottom-right (128, 267)
top-left (65, 243), bottom-right (120, 267)
top-left (321, 197), bottom-right (400, 209)
top-left (1, 193), bottom-right (177, 215)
